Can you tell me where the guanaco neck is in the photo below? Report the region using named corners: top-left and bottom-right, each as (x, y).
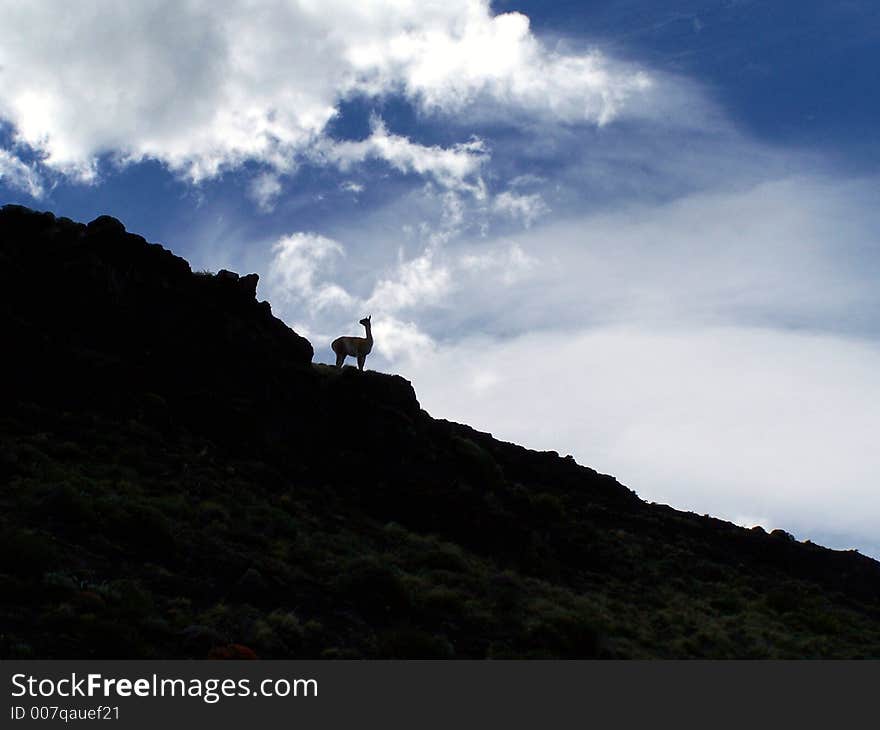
top-left (363, 320), bottom-right (373, 345)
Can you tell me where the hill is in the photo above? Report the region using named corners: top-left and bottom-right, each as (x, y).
top-left (1, 203), bottom-right (879, 659)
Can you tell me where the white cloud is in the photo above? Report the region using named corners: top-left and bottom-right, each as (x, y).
top-left (340, 181), bottom-right (365, 194)
top-left (267, 232), bottom-right (354, 311)
top-left (248, 172), bottom-right (283, 213)
top-left (441, 191), bottom-right (467, 229)
top-left (492, 191), bottom-right (548, 227)
top-left (372, 316), bottom-right (436, 363)
top-left (508, 173), bottom-right (546, 188)
top-left (0, 2), bottom-right (333, 181)
top-left (345, 4), bottom-right (655, 124)
top-left (459, 242), bottom-right (537, 285)
top-left (314, 116), bottom-right (487, 196)
top-left (0, 1), bottom-right (660, 185)
top-left (366, 249), bottom-right (452, 313)
top-left (433, 175), bottom-right (880, 339)
top-left (0, 149), bottom-right (44, 198)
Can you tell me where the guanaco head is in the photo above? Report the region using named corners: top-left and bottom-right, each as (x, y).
top-left (359, 315), bottom-right (371, 326)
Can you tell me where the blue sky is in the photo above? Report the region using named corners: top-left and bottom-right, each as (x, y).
top-left (2, 1), bottom-right (879, 557)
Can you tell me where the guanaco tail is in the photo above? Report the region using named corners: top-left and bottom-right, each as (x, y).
top-left (331, 315), bottom-right (373, 370)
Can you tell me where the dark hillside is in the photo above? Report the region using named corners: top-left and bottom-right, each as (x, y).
top-left (2, 204), bottom-right (879, 659)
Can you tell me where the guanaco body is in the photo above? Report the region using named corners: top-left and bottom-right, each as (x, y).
top-left (331, 316), bottom-right (373, 370)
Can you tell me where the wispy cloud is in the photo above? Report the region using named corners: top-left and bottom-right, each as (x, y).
top-left (313, 116), bottom-right (488, 196)
top-left (248, 172), bottom-right (283, 213)
top-left (492, 191), bottom-right (548, 227)
top-left (340, 180), bottom-right (365, 195)
top-left (0, 149), bottom-right (44, 198)
top-left (459, 242), bottom-right (537, 285)
top-left (267, 232), bottom-right (354, 313)
top-left (366, 249), bottom-right (452, 313)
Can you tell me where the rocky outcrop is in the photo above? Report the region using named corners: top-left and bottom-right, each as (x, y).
top-left (0, 203), bottom-right (313, 424)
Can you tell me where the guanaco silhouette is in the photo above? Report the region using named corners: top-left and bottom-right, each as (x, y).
top-left (331, 315), bottom-right (373, 370)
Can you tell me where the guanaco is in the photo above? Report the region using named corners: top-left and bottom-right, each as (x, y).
top-left (331, 315), bottom-right (373, 370)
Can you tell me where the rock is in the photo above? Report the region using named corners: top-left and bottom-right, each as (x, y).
top-left (240, 273), bottom-right (259, 298)
top-left (217, 269), bottom-right (239, 282)
top-left (86, 215), bottom-right (126, 236)
top-left (216, 270), bottom-right (259, 299)
top-left (0, 205), bottom-right (315, 425)
top-left (770, 528), bottom-right (796, 542)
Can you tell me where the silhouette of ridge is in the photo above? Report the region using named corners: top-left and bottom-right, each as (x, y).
top-left (2, 203), bottom-right (879, 659)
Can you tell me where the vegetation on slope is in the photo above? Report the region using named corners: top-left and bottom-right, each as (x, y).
top-left (1, 204), bottom-right (879, 659)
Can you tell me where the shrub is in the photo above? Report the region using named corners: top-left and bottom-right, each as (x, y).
top-left (377, 627), bottom-right (454, 658)
top-left (0, 529), bottom-right (59, 576)
top-left (208, 643), bottom-right (258, 660)
top-left (525, 605), bottom-right (602, 658)
top-left (335, 556), bottom-right (411, 622)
